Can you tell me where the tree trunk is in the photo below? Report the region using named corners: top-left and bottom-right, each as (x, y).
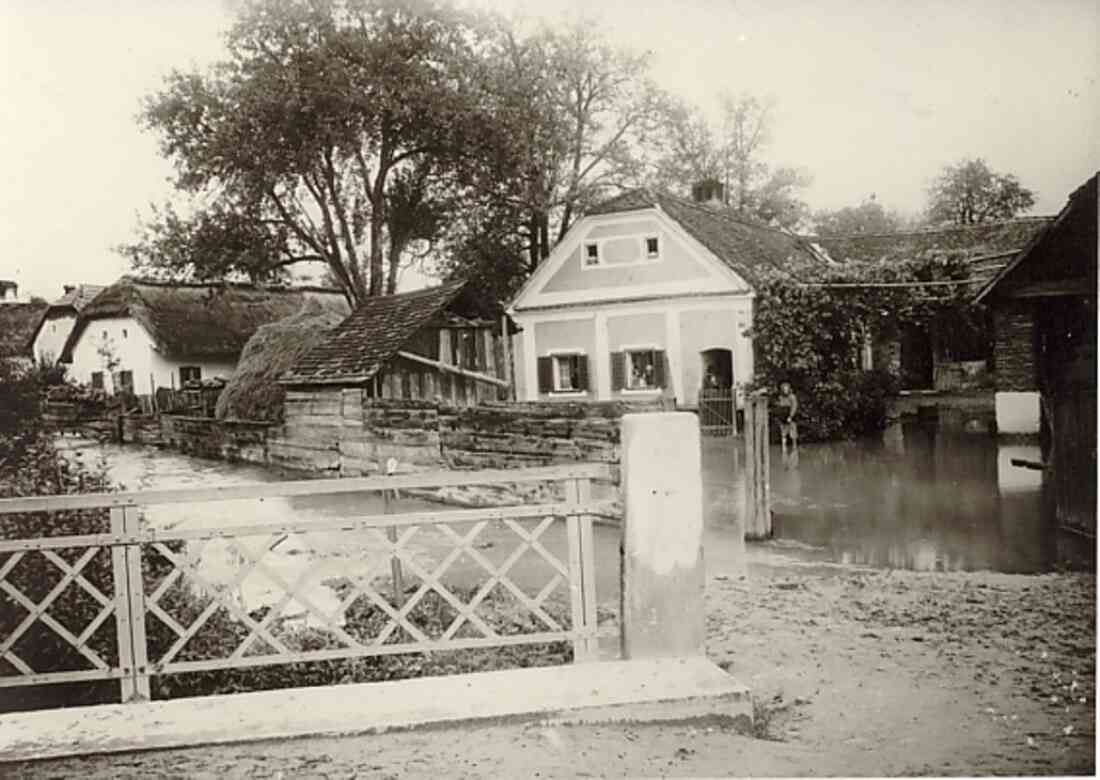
top-left (369, 207), bottom-right (385, 297)
top-left (386, 239), bottom-right (403, 295)
top-left (538, 213), bottom-right (551, 260)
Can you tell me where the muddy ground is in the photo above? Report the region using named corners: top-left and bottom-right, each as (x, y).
top-left (7, 552), bottom-right (1094, 779)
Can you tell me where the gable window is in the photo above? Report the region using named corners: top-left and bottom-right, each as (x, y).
top-left (179, 366), bottom-right (202, 386)
top-left (645, 236), bottom-right (660, 259)
top-left (90, 372), bottom-right (104, 390)
top-left (583, 242), bottom-right (600, 267)
top-left (611, 348), bottom-right (667, 392)
top-left (122, 328), bottom-right (128, 339)
top-left (537, 352), bottom-right (589, 394)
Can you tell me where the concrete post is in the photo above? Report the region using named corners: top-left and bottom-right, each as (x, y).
top-left (620, 412), bottom-right (705, 658)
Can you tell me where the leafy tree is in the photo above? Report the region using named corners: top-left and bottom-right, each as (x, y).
top-left (431, 17), bottom-right (670, 292)
top-left (646, 92), bottom-right (810, 229)
top-left (813, 198), bottom-right (907, 236)
top-left (122, 0), bottom-right (494, 304)
top-left (926, 158), bottom-right (1036, 225)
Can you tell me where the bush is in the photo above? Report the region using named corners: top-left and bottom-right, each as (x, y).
top-left (782, 370), bottom-right (898, 442)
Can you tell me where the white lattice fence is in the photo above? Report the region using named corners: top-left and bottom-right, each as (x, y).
top-left (0, 465), bottom-right (612, 704)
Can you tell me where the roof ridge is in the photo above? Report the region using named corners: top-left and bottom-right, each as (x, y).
top-left (122, 276), bottom-right (344, 295)
top-left (808, 215), bottom-right (1056, 241)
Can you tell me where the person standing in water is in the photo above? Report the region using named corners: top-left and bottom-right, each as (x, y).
top-left (776, 381), bottom-right (798, 464)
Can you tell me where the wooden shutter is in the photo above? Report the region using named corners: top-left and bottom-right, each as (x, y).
top-left (537, 356), bottom-right (553, 393)
top-left (575, 355), bottom-right (590, 391)
top-left (653, 350), bottom-right (668, 389)
top-left (610, 351), bottom-right (625, 391)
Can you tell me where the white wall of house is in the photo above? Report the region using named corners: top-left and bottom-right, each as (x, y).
top-left (33, 312), bottom-right (77, 365)
top-left (512, 294), bottom-right (753, 406)
top-left (510, 207), bottom-right (756, 407)
top-left (67, 316), bottom-right (237, 395)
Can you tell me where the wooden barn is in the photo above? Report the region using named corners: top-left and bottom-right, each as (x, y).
top-left (976, 172), bottom-right (1097, 537)
top-left (273, 281), bottom-right (515, 473)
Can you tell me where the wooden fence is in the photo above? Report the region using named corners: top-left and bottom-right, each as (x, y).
top-left (0, 464), bottom-right (611, 703)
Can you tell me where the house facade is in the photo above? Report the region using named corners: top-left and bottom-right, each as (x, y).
top-left (31, 284), bottom-right (106, 365)
top-left (507, 188), bottom-right (826, 410)
top-left (60, 278), bottom-right (347, 396)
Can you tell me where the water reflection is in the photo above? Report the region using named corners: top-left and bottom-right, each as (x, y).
top-left (769, 421), bottom-right (1068, 573)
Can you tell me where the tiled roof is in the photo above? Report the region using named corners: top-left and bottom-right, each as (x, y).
top-left (0, 303), bottom-right (48, 358)
top-left (811, 217), bottom-right (1051, 262)
top-left (61, 278), bottom-right (348, 362)
top-left (975, 173), bottom-right (1098, 303)
top-left (585, 188), bottom-right (827, 284)
top-left (53, 284), bottom-right (107, 312)
top-left (280, 280), bottom-right (469, 385)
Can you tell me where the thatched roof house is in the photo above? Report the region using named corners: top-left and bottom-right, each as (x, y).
top-left (60, 277), bottom-right (347, 396)
top-left (29, 283), bottom-right (107, 365)
top-left (0, 303), bottom-right (48, 360)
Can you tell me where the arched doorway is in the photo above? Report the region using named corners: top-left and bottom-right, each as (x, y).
top-left (699, 348), bottom-right (734, 435)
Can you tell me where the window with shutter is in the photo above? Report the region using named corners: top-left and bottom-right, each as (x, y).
top-left (543, 353), bottom-right (589, 393)
top-left (610, 351), bottom-right (626, 391)
top-left (625, 348), bottom-right (662, 390)
top-left (537, 356), bottom-right (554, 393)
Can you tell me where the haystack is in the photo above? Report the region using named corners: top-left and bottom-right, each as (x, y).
top-left (216, 298), bottom-right (349, 422)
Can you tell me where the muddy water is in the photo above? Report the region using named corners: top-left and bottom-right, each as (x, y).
top-left (55, 437), bottom-right (622, 624)
top-left (766, 422), bottom-right (1072, 573)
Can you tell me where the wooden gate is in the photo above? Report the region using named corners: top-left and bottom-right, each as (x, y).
top-left (699, 388), bottom-right (736, 436)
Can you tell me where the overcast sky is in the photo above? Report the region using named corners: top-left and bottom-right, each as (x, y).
top-left (2, 0), bottom-right (1097, 300)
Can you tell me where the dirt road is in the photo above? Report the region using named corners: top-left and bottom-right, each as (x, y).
top-left (7, 552), bottom-right (1093, 778)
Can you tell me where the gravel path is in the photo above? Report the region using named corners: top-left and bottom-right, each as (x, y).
top-left (7, 558), bottom-right (1094, 778)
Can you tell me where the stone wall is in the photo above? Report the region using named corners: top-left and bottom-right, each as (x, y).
top-left (159, 415), bottom-right (273, 465)
top-left (992, 303), bottom-right (1038, 392)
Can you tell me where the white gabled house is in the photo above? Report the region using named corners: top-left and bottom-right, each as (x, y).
top-left (507, 186), bottom-right (828, 412)
top-left (31, 284), bottom-right (106, 366)
top-left (60, 278), bottom-right (348, 396)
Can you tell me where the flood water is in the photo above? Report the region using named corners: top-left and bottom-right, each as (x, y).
top-left (765, 421), bottom-right (1081, 574)
top-left (55, 437), bottom-right (622, 623)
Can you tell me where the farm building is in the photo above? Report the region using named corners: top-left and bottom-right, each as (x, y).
top-left (30, 284), bottom-right (106, 365)
top-left (275, 281), bottom-right (514, 472)
top-left (59, 277), bottom-right (348, 396)
top-left (812, 216), bottom-right (1052, 391)
top-left (507, 184), bottom-right (827, 425)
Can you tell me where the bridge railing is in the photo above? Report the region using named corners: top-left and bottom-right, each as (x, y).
top-left (0, 464), bottom-right (613, 704)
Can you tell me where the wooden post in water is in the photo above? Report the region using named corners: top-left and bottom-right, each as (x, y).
top-left (743, 393), bottom-right (772, 539)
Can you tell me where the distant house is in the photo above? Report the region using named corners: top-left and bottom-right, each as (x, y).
top-left (507, 185), bottom-right (827, 414)
top-left (280, 280), bottom-right (511, 404)
top-left (812, 217), bottom-right (1052, 390)
top-left (974, 173), bottom-right (1097, 437)
top-left (30, 284), bottom-right (107, 365)
top-left (59, 278), bottom-right (347, 396)
top-left (0, 302), bottom-right (48, 365)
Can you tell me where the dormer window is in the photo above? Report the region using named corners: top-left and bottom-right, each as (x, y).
top-left (583, 242), bottom-right (600, 267)
top-left (645, 236), bottom-right (660, 259)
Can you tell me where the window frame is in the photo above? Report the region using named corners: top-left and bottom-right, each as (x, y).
top-left (116, 369), bottom-right (134, 394)
top-left (548, 349), bottom-right (588, 396)
top-left (621, 346), bottom-right (663, 393)
top-left (90, 371), bottom-right (104, 390)
top-left (582, 241), bottom-right (601, 268)
top-left (179, 365), bottom-right (203, 386)
top-left (644, 235), bottom-right (661, 259)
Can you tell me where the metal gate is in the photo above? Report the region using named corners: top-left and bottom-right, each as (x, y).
top-left (698, 388), bottom-right (736, 436)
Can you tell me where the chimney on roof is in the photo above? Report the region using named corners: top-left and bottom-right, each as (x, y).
top-left (63, 284), bottom-right (75, 295)
top-left (0, 280), bottom-right (18, 304)
top-left (691, 178), bottom-right (725, 208)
